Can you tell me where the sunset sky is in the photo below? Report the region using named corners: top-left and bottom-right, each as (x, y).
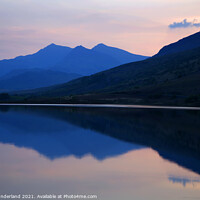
top-left (0, 0), bottom-right (200, 59)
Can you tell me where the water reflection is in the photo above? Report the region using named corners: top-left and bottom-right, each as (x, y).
top-left (0, 105), bottom-right (200, 200)
top-left (168, 176), bottom-right (200, 187)
top-left (0, 109), bottom-right (142, 160)
top-left (0, 106), bottom-right (200, 172)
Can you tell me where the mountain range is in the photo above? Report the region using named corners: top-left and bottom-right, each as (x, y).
top-left (0, 43), bottom-right (147, 91)
top-left (10, 31), bottom-right (200, 106)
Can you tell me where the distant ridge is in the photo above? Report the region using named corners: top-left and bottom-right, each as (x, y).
top-left (0, 69), bottom-right (81, 92)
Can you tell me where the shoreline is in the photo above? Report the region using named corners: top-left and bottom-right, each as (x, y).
top-left (0, 103), bottom-right (200, 110)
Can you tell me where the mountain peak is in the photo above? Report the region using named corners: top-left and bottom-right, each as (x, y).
top-left (49, 43), bottom-right (56, 46)
top-left (72, 45), bottom-right (90, 52)
top-left (92, 43), bottom-right (108, 50)
top-left (96, 43), bottom-right (107, 47)
top-left (36, 43), bottom-right (72, 56)
top-left (45, 43), bottom-right (64, 49)
top-left (74, 45), bottom-right (86, 49)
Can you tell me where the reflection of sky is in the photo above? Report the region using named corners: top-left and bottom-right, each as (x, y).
top-left (0, 0), bottom-right (200, 59)
top-left (0, 143), bottom-right (200, 200)
top-left (0, 107), bottom-right (200, 199)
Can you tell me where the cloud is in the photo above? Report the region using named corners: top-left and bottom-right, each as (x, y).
top-left (169, 19), bottom-right (200, 29)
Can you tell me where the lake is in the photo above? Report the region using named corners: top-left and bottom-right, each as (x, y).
top-left (0, 105), bottom-right (200, 200)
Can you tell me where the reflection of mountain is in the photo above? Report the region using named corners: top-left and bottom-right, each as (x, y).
top-left (158, 150), bottom-right (200, 176)
top-left (168, 176), bottom-right (200, 187)
top-left (0, 106), bottom-right (200, 174)
top-left (0, 108), bottom-right (142, 160)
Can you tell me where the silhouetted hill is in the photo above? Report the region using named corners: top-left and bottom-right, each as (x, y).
top-left (155, 31), bottom-right (200, 56)
top-left (0, 69), bottom-right (30, 80)
top-left (92, 43), bottom-right (148, 64)
top-left (0, 69), bottom-right (81, 91)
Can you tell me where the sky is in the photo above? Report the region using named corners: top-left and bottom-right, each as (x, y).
top-left (0, 0), bottom-right (200, 59)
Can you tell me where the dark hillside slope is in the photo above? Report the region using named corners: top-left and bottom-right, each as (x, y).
top-left (155, 31), bottom-right (200, 56)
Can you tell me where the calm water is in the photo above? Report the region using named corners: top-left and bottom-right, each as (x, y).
top-left (0, 105), bottom-right (200, 200)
